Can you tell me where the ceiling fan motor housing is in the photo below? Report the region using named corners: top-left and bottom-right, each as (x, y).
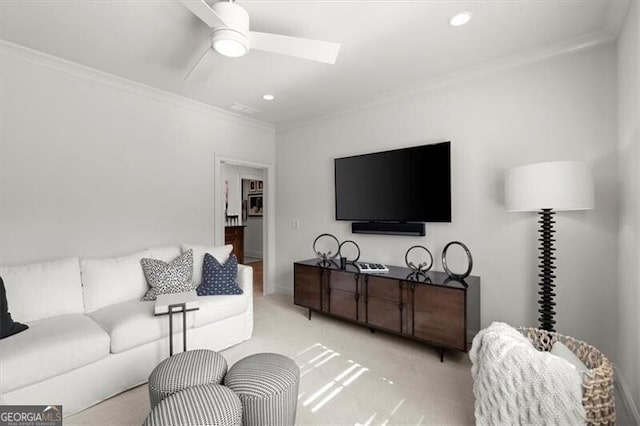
top-left (211, 1), bottom-right (250, 56)
top-left (212, 1), bottom-right (249, 30)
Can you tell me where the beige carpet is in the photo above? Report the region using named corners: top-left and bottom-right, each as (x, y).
top-left (66, 294), bottom-right (475, 425)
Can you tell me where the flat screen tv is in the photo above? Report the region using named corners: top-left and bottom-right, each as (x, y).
top-left (335, 141), bottom-right (451, 223)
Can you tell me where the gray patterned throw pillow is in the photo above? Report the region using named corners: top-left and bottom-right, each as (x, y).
top-left (141, 249), bottom-right (195, 301)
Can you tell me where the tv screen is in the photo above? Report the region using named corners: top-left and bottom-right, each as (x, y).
top-left (334, 142), bottom-right (451, 222)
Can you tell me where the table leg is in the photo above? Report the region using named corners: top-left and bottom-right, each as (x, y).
top-left (168, 303), bottom-right (187, 356)
top-left (182, 307), bottom-right (187, 352)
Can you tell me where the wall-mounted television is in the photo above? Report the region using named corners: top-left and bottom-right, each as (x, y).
top-left (334, 142), bottom-right (451, 234)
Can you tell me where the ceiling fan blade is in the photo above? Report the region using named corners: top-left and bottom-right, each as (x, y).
top-left (180, 0), bottom-right (228, 28)
top-left (184, 47), bottom-right (214, 81)
top-left (248, 31), bottom-right (340, 64)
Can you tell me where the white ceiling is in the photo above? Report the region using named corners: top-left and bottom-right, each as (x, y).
top-left (0, 0), bottom-right (628, 126)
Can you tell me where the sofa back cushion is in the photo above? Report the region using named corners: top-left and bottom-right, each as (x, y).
top-left (80, 250), bottom-right (151, 313)
top-left (181, 244), bottom-right (233, 286)
top-left (148, 246), bottom-right (182, 263)
top-left (0, 257), bottom-right (84, 322)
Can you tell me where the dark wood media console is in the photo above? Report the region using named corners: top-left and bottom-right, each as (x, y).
top-left (293, 259), bottom-right (480, 361)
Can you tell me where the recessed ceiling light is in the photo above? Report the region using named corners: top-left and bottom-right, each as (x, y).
top-left (449, 12), bottom-right (472, 27)
top-left (262, 94), bottom-right (275, 101)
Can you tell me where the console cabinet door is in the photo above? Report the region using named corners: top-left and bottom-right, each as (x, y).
top-left (366, 276), bottom-right (402, 333)
top-left (329, 270), bottom-right (358, 321)
top-left (294, 264), bottom-right (322, 310)
top-left (412, 285), bottom-right (465, 350)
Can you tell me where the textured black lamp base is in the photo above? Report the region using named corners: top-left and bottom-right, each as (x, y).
top-left (538, 209), bottom-right (557, 332)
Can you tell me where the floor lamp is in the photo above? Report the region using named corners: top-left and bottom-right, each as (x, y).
top-left (505, 161), bottom-right (594, 332)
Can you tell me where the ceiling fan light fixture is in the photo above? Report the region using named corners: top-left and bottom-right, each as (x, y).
top-left (212, 29), bottom-right (249, 58)
top-left (449, 12), bottom-right (472, 27)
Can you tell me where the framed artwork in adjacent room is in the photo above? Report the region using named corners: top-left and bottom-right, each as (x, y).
top-left (257, 180), bottom-right (263, 193)
top-left (248, 194), bottom-right (263, 216)
top-left (249, 180), bottom-right (257, 193)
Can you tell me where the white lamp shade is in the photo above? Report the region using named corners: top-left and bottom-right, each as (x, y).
top-left (505, 161), bottom-right (595, 212)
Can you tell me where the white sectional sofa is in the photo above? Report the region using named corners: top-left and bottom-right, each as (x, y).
top-left (0, 244), bottom-right (253, 416)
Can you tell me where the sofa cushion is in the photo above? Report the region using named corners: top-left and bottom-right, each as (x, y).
top-left (0, 258), bottom-right (84, 323)
top-left (88, 299), bottom-right (196, 354)
top-left (80, 249), bottom-right (151, 313)
top-left (182, 244), bottom-right (233, 287)
top-left (0, 313), bottom-right (110, 393)
top-left (194, 294), bottom-right (248, 328)
top-left (197, 254), bottom-right (242, 296)
top-left (148, 246), bottom-right (183, 263)
top-left (141, 250), bottom-right (195, 301)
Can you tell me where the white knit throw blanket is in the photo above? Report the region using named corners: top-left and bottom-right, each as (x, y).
top-left (469, 322), bottom-right (586, 425)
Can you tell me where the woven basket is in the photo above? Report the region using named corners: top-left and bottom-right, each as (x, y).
top-left (518, 327), bottom-right (616, 425)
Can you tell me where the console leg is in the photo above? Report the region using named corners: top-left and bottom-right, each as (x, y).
top-left (369, 328), bottom-right (376, 334)
top-left (439, 347), bottom-right (444, 362)
top-left (308, 309), bottom-right (312, 321)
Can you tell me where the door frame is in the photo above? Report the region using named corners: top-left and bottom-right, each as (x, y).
top-left (214, 155), bottom-right (275, 295)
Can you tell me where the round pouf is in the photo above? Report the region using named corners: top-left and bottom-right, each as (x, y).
top-left (224, 353), bottom-right (300, 426)
top-left (144, 383), bottom-right (242, 426)
top-left (148, 349), bottom-right (228, 409)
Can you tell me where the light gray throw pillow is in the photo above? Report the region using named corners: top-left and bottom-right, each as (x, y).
top-left (550, 341), bottom-right (588, 372)
top-left (141, 249), bottom-right (195, 301)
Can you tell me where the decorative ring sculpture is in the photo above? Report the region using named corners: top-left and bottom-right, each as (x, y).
top-left (404, 245), bottom-right (433, 273)
top-left (313, 233), bottom-right (340, 265)
top-left (442, 241), bottom-right (473, 279)
top-left (405, 271), bottom-right (432, 283)
top-left (338, 240), bottom-right (360, 264)
top-left (443, 277), bottom-right (469, 288)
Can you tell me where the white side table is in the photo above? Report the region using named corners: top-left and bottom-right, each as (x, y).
top-left (154, 291), bottom-right (200, 356)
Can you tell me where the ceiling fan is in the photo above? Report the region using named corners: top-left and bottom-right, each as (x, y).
top-left (180, 0), bottom-right (341, 77)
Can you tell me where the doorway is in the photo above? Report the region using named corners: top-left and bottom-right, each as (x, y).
top-left (241, 176), bottom-right (264, 296)
top-left (216, 156), bottom-right (273, 297)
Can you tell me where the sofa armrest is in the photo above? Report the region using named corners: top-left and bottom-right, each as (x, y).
top-left (237, 264), bottom-right (253, 298)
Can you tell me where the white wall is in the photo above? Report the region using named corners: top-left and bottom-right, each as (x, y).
top-left (276, 45), bottom-right (619, 358)
top-left (617, 0), bottom-right (640, 410)
top-left (0, 43), bottom-right (275, 265)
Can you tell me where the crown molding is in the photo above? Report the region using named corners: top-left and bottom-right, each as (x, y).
top-left (0, 40), bottom-right (275, 132)
top-left (603, 0), bottom-right (631, 38)
top-left (278, 30), bottom-right (615, 133)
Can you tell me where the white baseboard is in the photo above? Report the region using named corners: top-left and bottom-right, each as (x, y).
top-left (614, 365), bottom-right (640, 425)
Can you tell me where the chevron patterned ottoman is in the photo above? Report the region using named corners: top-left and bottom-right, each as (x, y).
top-left (224, 353), bottom-right (300, 426)
top-left (143, 383), bottom-right (242, 426)
top-left (148, 349), bottom-right (228, 409)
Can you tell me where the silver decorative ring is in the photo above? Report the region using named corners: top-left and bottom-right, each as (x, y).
top-left (442, 241), bottom-right (473, 279)
top-left (338, 240), bottom-right (360, 263)
top-left (313, 233), bottom-right (340, 261)
top-left (404, 245), bottom-right (433, 272)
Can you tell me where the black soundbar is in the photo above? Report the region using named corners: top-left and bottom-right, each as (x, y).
top-left (351, 222), bottom-right (425, 236)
